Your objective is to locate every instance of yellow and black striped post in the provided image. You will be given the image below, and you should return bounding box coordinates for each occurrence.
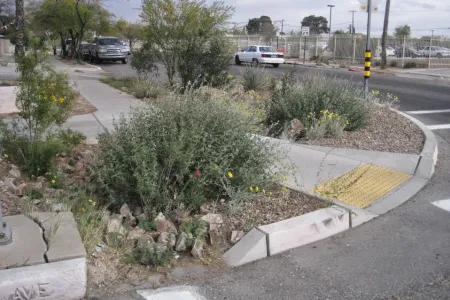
[364,50,371,78]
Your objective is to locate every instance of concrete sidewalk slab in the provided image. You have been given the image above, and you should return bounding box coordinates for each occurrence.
[137,286,207,300]
[0,86,17,116]
[0,215,47,270]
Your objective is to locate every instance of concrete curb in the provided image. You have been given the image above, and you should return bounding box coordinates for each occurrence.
[224,109,438,268]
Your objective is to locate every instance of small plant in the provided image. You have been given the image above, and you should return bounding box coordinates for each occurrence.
[374,60,381,67]
[306,110,348,140]
[132,80,165,99]
[179,219,206,239]
[124,245,173,267]
[241,65,267,91]
[403,61,417,69]
[138,220,157,231]
[26,188,43,200]
[55,129,86,149]
[389,60,398,67]
[46,171,64,189]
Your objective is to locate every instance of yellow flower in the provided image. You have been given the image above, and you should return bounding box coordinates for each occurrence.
[227,73,233,79]
[346,120,350,125]
[51,179,56,184]
[88,199,93,203]
[4,153,8,158]
[282,187,288,193]
[255,186,259,192]
[81,207,86,213]
[283,176,288,182]
[269,192,273,196]
[249,186,254,192]
[227,172,233,179]
[51,95,57,102]
[59,97,64,103]
[262,189,266,194]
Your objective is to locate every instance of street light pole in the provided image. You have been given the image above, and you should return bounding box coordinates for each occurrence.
[328,4,335,39]
[363,0,372,97]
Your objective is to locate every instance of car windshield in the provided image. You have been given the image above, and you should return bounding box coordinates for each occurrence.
[98,38,121,46]
[259,46,276,52]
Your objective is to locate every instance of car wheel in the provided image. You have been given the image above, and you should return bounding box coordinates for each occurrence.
[235,56,241,65]
[89,52,94,63]
[122,57,128,64]
[96,54,102,64]
[252,58,259,66]
[272,63,279,68]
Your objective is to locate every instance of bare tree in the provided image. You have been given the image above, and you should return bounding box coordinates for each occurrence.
[381,0,391,69]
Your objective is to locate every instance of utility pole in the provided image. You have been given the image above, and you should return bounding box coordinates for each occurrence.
[381,0,391,69]
[327,4,335,39]
[349,10,356,35]
[281,19,285,35]
[14,0,25,56]
[428,30,434,69]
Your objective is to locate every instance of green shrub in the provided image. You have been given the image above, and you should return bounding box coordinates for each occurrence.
[138,220,157,231]
[26,188,43,200]
[389,60,398,67]
[0,54,77,177]
[267,72,373,136]
[124,245,173,267]
[92,87,282,213]
[403,61,417,68]
[55,129,86,148]
[306,110,348,140]
[241,65,267,91]
[132,80,165,99]
[179,219,206,238]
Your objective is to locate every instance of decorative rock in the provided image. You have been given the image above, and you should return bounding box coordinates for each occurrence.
[157,232,170,246]
[175,232,187,252]
[105,232,125,247]
[209,228,221,245]
[120,203,132,217]
[201,213,223,224]
[14,183,26,196]
[124,215,137,228]
[136,234,155,248]
[168,233,176,248]
[230,230,245,244]
[4,178,17,192]
[107,215,127,235]
[155,212,166,220]
[155,218,178,234]
[8,168,21,179]
[137,213,147,223]
[127,227,146,240]
[191,238,204,259]
[200,203,210,214]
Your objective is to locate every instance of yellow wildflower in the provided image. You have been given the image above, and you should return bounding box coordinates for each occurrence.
[269,192,273,196]
[88,199,93,203]
[262,189,266,194]
[59,97,64,103]
[4,153,8,158]
[282,187,288,193]
[81,207,86,213]
[51,179,56,184]
[51,95,57,102]
[255,186,259,192]
[249,186,254,192]
[227,172,233,179]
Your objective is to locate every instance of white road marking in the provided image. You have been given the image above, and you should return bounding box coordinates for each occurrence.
[431,200,450,212]
[427,124,450,130]
[406,109,450,115]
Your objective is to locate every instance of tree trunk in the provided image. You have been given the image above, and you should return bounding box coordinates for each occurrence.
[381,0,391,69]
[14,0,25,56]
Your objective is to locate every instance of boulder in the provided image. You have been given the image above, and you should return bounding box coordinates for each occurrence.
[175,232,187,252]
[127,227,146,240]
[230,230,245,244]
[120,204,132,218]
[168,233,176,248]
[157,232,170,246]
[201,213,223,225]
[191,238,204,259]
[155,218,178,234]
[283,118,305,140]
[124,215,137,228]
[155,212,166,220]
[107,214,127,235]
[136,234,155,248]
[8,167,21,179]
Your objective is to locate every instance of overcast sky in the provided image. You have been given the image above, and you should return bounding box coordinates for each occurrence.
[106,0,450,37]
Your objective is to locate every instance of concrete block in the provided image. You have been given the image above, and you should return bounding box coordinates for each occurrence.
[259,206,349,256]
[0,257,86,300]
[0,215,47,270]
[41,212,86,262]
[223,228,267,267]
[367,176,428,215]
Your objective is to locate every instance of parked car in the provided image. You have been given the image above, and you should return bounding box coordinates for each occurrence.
[419,46,450,58]
[234,45,285,68]
[88,36,129,64]
[81,43,91,60]
[396,47,420,58]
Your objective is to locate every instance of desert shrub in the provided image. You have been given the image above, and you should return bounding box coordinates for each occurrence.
[55,129,86,149]
[403,61,417,68]
[0,54,77,177]
[241,65,268,91]
[132,80,165,99]
[306,110,348,140]
[179,219,206,239]
[92,87,282,213]
[124,245,173,267]
[138,220,157,231]
[267,72,373,136]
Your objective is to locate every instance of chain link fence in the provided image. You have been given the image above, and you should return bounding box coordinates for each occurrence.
[228,35,450,68]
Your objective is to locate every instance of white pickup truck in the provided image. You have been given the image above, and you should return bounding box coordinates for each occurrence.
[418,46,450,58]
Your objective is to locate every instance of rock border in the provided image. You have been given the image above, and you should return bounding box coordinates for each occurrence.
[224,111,438,268]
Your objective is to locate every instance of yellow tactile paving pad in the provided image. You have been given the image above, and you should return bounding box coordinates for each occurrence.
[312,164,412,208]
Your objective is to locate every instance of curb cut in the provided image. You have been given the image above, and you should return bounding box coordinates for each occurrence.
[224,110,438,268]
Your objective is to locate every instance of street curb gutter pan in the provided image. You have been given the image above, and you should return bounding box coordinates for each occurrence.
[224,111,438,268]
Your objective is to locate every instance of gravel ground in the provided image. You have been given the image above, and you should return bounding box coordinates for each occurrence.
[299,107,425,154]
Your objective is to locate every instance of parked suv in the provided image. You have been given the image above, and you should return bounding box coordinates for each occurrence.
[89,36,128,64]
[419,46,450,58]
